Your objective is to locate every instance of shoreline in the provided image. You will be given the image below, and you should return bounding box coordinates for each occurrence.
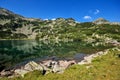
[1,47,119,78]
[1,53,87,72]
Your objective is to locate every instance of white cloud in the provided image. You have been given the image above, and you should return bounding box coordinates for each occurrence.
[83,16,92,19]
[51,18,56,20]
[44,19,49,20]
[94,9,100,14]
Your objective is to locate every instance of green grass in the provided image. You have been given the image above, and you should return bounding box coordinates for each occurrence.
[1,48,120,80]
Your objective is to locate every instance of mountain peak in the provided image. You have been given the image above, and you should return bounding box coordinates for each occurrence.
[0,7,23,18]
[93,18,109,24]
[0,7,14,15]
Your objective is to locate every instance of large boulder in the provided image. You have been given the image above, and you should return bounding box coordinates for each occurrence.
[14,61,43,77]
[50,60,76,73]
[14,69,29,77]
[0,70,13,77]
[24,61,43,71]
[59,60,76,69]
[42,60,68,73]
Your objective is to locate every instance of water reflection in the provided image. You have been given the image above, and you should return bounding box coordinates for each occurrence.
[0,40,113,70]
[0,40,77,70]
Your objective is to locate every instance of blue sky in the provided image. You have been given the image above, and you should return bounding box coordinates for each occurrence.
[0,0,120,22]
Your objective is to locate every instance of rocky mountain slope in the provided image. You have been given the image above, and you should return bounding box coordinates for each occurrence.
[0,7,120,44]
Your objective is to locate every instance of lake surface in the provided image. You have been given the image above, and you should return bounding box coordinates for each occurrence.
[0,40,113,70]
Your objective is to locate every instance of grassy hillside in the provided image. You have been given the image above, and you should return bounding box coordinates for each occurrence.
[0,15,120,43]
[0,8,120,43]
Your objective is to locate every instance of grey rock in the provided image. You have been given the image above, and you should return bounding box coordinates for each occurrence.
[0,70,12,77]
[24,61,43,71]
[0,59,76,78]
[14,61,44,77]
[14,69,29,77]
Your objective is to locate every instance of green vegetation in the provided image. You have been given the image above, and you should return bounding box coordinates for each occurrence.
[1,48,120,80]
[0,8,120,80]
[0,8,120,43]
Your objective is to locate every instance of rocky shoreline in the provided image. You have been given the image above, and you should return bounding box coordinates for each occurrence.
[0,58,76,78]
[0,47,119,78]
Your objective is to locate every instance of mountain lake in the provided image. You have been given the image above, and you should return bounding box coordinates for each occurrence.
[0,40,114,71]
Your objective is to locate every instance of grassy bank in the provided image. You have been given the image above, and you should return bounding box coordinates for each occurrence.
[1,48,120,80]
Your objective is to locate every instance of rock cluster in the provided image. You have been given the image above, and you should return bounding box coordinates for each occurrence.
[0,59,76,78]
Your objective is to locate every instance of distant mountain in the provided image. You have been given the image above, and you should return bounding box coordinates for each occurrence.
[93,17,120,25]
[93,18,109,24]
[0,7,120,44]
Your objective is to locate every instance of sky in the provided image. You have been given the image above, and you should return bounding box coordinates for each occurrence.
[0,0,120,22]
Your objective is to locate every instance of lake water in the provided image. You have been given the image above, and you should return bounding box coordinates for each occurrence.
[0,40,113,70]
